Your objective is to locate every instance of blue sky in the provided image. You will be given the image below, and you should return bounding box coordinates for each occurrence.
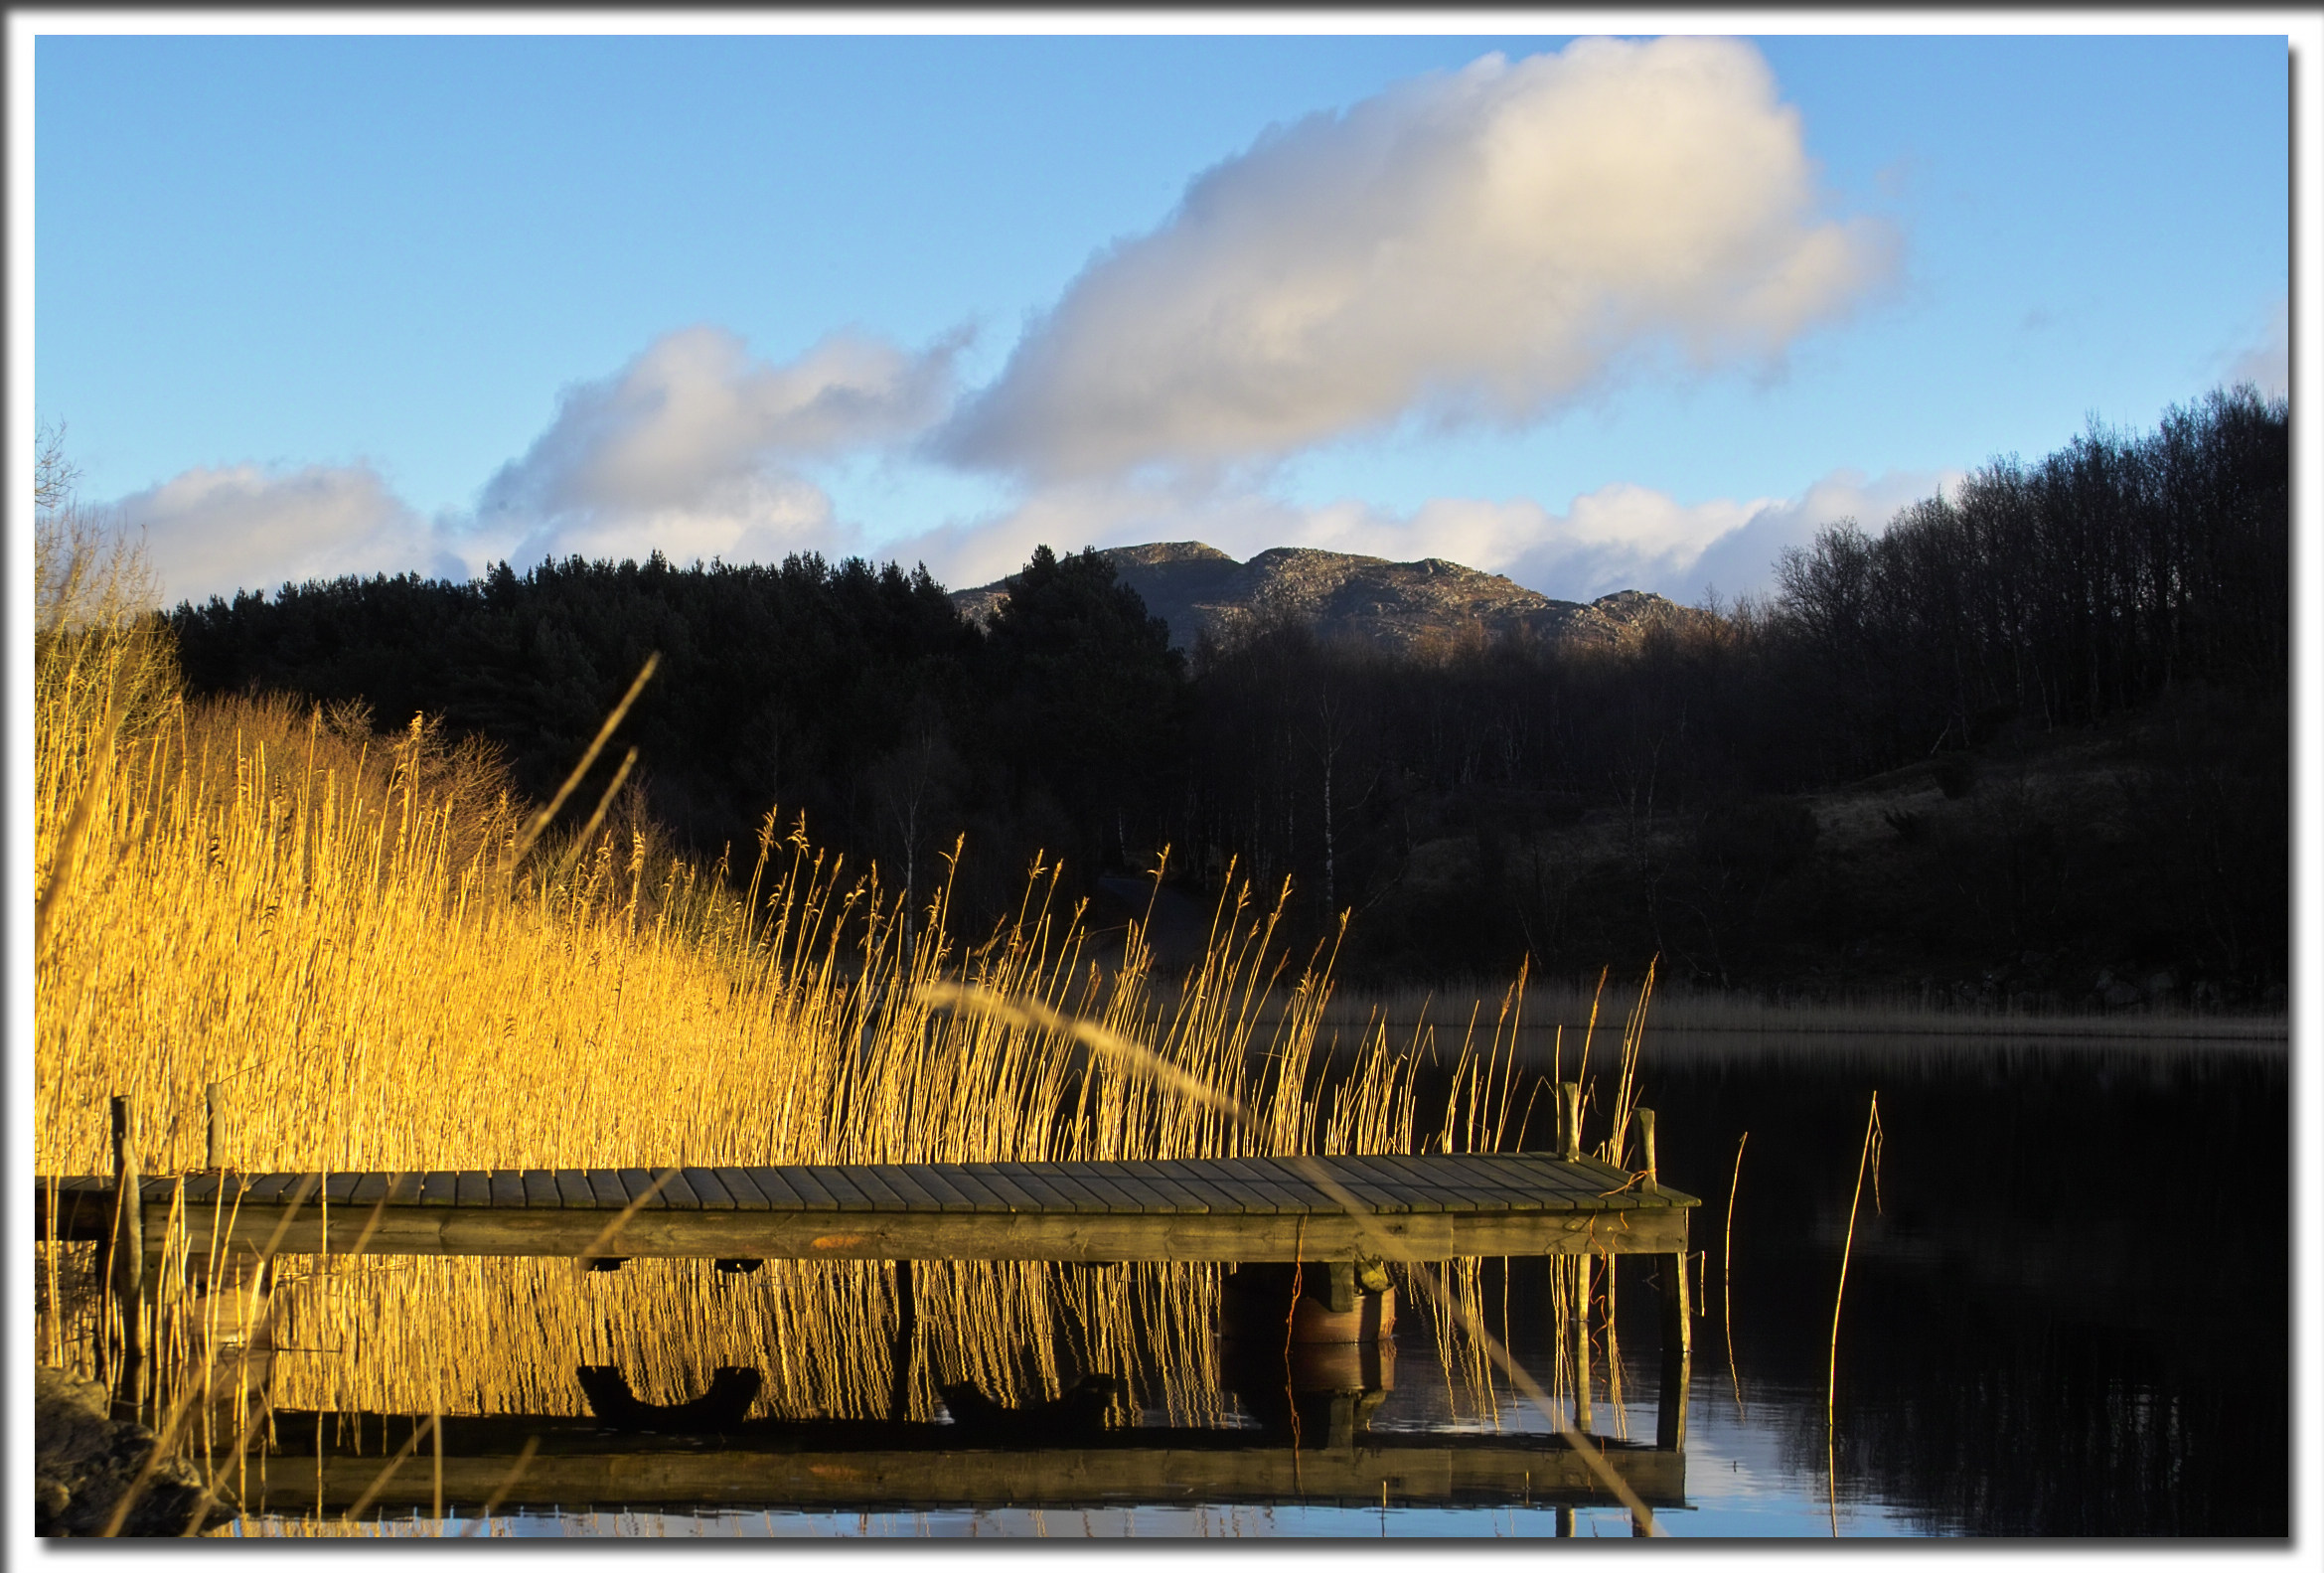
[27,22,2296,609]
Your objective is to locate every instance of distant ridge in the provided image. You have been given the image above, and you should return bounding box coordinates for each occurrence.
[951,542,1703,654]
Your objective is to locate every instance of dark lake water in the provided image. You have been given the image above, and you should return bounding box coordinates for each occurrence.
[233,1031,2289,1540]
[1625,1032,2288,1537]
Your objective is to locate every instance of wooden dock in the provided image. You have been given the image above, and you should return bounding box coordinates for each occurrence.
[40,1152,1696,1265]
[42,1121,1702,1465]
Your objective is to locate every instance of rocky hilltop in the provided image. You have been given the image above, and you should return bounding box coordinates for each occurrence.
[952,542,1702,654]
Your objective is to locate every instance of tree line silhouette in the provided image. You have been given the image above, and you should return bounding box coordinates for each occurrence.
[168,385,2287,1005]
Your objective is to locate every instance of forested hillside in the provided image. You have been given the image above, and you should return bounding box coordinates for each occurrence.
[169,385,2288,1006]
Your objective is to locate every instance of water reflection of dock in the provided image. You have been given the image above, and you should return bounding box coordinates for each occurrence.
[260,1412,1687,1514]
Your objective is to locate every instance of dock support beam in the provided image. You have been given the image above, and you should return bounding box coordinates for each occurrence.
[1655,1244,1690,1452]
[1569,1254,1593,1434]
[1635,1107,1691,1454]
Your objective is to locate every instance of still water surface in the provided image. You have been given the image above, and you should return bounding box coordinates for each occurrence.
[236,1030,2288,1539]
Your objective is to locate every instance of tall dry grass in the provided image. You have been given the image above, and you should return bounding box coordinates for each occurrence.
[33,497,1651,1458]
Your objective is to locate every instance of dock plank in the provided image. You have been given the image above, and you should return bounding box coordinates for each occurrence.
[1064,1164,1162,1213]
[617,1170,669,1209]
[712,1168,771,1209]
[760,1167,831,1208]
[841,1167,914,1212]
[1298,1158,1420,1215]
[1111,1161,1212,1213]
[1334,1156,1446,1213]
[1371,1154,1504,1211]
[685,1169,736,1210]
[419,1173,460,1207]
[741,1167,812,1208]
[240,1174,292,1206]
[890,1166,969,1212]
[800,1167,877,1212]
[1164,1167,1254,1216]
[1254,1157,1400,1215]
[873,1167,947,1211]
[1237,1159,1333,1213]
[1174,1160,1281,1214]
[1447,1154,1589,1208]
[968,1167,1049,1213]
[1011,1164,1114,1214]
[1223,1158,1324,1213]
[922,1165,1014,1212]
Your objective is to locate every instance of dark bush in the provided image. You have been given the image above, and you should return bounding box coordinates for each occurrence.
[1932,751,1977,799]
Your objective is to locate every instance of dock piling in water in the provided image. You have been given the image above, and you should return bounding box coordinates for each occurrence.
[106,1094,147,1416]
[1657,1240,1691,1452]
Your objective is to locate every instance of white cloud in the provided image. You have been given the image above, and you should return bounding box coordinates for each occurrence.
[2220,295,2287,398]
[938,36,1895,480]
[117,461,464,607]
[1678,467,1963,605]
[478,323,960,566]
[111,436,1954,621]
[101,325,966,604]
[897,465,1957,607]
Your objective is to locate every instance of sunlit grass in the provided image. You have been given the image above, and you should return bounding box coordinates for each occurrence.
[34,517,1649,1508]
[34,656,1590,1424]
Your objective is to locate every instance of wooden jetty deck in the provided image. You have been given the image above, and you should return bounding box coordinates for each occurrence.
[42,1124,1702,1462]
[255,1411,1685,1516]
[40,1152,1697,1264]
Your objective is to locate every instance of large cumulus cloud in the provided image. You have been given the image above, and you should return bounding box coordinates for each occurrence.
[936,36,1895,479]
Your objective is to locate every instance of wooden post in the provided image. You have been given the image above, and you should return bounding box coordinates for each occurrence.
[1656,1224,1692,1452]
[1555,1505,1575,1536]
[206,1081,226,1171]
[886,1259,918,1423]
[1558,1082,1582,1163]
[109,1096,146,1415]
[1569,1253,1593,1434]
[1636,1108,1658,1189]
